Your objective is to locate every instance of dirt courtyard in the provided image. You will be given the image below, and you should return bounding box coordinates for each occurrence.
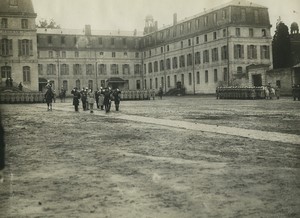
[0,96,299,218]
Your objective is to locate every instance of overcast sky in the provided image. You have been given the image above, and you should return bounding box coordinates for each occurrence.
[31,0,300,35]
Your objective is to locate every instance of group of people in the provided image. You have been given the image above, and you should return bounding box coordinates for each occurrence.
[71,87,121,113]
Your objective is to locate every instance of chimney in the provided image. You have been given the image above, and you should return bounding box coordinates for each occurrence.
[85,25,91,35]
[173,13,177,25]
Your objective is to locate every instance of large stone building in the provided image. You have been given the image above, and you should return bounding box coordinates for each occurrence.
[1,0,273,94]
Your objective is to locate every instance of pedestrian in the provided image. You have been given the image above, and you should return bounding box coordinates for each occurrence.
[95,88,100,109]
[44,86,54,111]
[98,87,105,110]
[0,114,5,183]
[158,87,163,99]
[113,88,121,111]
[87,89,95,113]
[18,82,23,91]
[59,87,66,102]
[103,87,112,113]
[9,77,13,87]
[71,87,81,112]
[80,88,87,111]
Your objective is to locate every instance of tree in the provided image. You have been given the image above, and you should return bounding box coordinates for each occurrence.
[272,21,292,69]
[36,18,61,29]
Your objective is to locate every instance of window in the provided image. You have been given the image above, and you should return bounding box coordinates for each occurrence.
[237,66,243,74]
[196,37,199,44]
[195,52,201,64]
[88,80,93,90]
[21,19,28,29]
[213,13,217,24]
[122,38,126,46]
[236,28,241,37]
[203,50,209,63]
[254,10,259,23]
[74,37,77,45]
[179,55,185,68]
[62,51,66,58]
[18,39,33,56]
[98,64,106,75]
[56,51,60,58]
[205,70,208,83]
[166,29,170,38]
[1,18,8,28]
[234,44,244,59]
[161,47,164,53]
[260,45,270,59]
[149,50,151,57]
[123,64,130,74]
[155,78,158,89]
[180,24,184,34]
[166,58,171,70]
[196,72,200,84]
[49,51,53,58]
[73,64,81,75]
[1,66,11,79]
[100,52,104,56]
[247,45,257,59]
[196,19,200,29]
[154,61,158,72]
[124,52,127,56]
[111,64,119,74]
[0,39,13,56]
[75,51,79,57]
[241,9,246,22]
[38,64,43,75]
[212,48,219,62]
[188,39,191,46]
[76,79,81,89]
[181,74,185,85]
[148,62,153,73]
[112,52,116,57]
[161,77,164,87]
[204,16,208,26]
[60,64,69,75]
[48,36,52,44]
[223,29,227,37]
[134,64,141,75]
[10,0,18,6]
[187,54,192,66]
[181,41,184,48]
[98,37,102,45]
[63,80,68,91]
[222,10,227,19]
[167,45,170,52]
[150,78,153,89]
[159,60,164,71]
[187,22,191,32]
[144,79,147,89]
[172,57,178,69]
[167,76,170,87]
[221,46,228,60]
[214,69,218,82]
[262,29,266,37]
[135,52,139,58]
[189,73,192,85]
[174,75,177,86]
[204,34,208,42]
[86,64,94,75]
[173,26,177,37]
[213,32,217,40]
[276,80,281,88]
[111,38,115,45]
[61,36,65,45]
[100,80,105,88]
[249,28,254,37]
[223,68,228,81]
[47,64,56,75]
[23,66,30,82]
[144,64,146,74]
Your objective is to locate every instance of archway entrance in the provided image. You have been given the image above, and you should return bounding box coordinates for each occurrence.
[106,77,126,89]
[252,74,262,87]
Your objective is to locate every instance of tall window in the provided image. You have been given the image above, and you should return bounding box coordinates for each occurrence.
[134,64,141,75]
[155,78,158,89]
[195,52,201,65]
[160,60,164,71]
[0,39,13,56]
[150,78,152,89]
[223,29,227,37]
[174,75,177,86]
[204,16,208,26]
[49,51,53,58]
[188,39,191,46]
[221,46,228,60]
[21,19,28,29]
[62,51,66,58]
[154,61,158,72]
[111,64,119,74]
[222,10,227,19]
[76,79,81,89]
[187,54,192,66]
[63,80,68,91]
[112,52,116,57]
[234,44,244,59]
[247,45,257,59]
[148,62,153,73]
[196,36,199,44]
[212,48,219,62]
[213,32,217,40]
[181,74,184,85]
[123,64,130,74]
[204,34,208,42]
[166,58,171,70]
[196,71,200,84]
[75,51,79,57]
[213,13,217,24]
[260,46,270,59]
[214,69,218,82]
[48,36,52,44]
[23,66,30,82]
[237,66,243,74]
[18,39,33,56]
[111,38,115,45]
[205,70,208,83]
[60,64,69,75]
[180,24,184,34]
[98,64,106,75]
[262,29,267,37]
[189,73,192,85]
[223,68,228,81]
[88,80,93,90]
[167,76,170,87]
[38,64,43,75]
[236,28,241,37]
[179,55,185,68]
[1,18,8,28]
[122,38,127,46]
[86,64,93,75]
[172,57,178,69]
[203,50,209,63]
[196,19,200,29]
[47,64,56,75]
[249,28,254,37]
[1,66,11,79]
[73,64,81,75]
[241,9,246,22]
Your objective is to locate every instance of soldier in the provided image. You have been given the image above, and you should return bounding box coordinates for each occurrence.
[103,87,112,112]
[113,88,121,111]
[87,89,95,113]
[71,87,81,112]
[80,88,87,111]
[98,87,105,110]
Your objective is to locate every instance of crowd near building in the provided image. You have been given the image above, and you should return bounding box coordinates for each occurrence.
[0,0,286,95]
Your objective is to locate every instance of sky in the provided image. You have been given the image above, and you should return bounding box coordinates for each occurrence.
[31,0,300,35]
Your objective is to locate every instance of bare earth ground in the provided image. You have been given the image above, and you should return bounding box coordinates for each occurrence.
[0,96,299,218]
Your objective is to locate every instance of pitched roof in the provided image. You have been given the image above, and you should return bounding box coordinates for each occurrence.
[0,0,36,15]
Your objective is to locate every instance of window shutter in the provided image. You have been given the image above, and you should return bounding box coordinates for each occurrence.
[29,40,33,56]
[18,39,22,56]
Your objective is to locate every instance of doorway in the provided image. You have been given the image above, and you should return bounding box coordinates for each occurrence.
[252,74,262,87]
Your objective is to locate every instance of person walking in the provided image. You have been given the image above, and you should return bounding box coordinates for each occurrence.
[113,88,121,111]
[87,89,95,113]
[98,87,105,110]
[80,88,87,111]
[71,87,81,112]
[18,82,23,91]
[103,87,112,113]
[44,86,54,111]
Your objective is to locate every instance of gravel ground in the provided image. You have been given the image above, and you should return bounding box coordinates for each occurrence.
[0,96,299,218]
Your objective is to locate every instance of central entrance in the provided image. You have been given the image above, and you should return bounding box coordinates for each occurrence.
[252,74,262,87]
[106,77,126,89]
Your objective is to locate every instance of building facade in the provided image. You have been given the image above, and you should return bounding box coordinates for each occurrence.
[1,0,273,94]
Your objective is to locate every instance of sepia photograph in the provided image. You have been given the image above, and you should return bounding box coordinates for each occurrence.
[0,0,300,217]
